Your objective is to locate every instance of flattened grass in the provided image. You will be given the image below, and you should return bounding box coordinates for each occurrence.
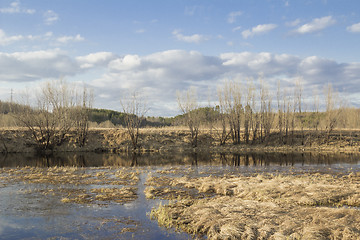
[149,171,360,239]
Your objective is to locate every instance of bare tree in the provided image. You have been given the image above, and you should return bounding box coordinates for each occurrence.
[259,80,273,142]
[177,87,201,147]
[294,79,304,144]
[215,82,232,145]
[251,86,260,144]
[244,81,254,144]
[283,88,291,143]
[229,82,243,145]
[15,79,77,151]
[276,81,284,143]
[121,92,147,150]
[73,85,93,147]
[324,84,340,143]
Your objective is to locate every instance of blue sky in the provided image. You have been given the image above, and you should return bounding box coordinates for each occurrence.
[1,0,360,116]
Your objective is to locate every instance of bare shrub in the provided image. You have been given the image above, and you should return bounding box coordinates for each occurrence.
[121,92,147,150]
[14,79,93,151]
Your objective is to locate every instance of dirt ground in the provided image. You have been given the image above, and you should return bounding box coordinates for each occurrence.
[1,127,360,154]
[148,169,360,240]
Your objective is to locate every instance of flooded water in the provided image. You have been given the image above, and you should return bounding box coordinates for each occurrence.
[0,151,359,239]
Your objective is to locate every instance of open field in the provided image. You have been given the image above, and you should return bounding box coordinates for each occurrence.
[1,127,360,154]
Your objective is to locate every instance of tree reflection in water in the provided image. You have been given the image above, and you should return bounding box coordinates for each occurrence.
[0,151,359,168]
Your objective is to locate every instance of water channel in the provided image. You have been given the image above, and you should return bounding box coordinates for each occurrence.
[0,152,359,239]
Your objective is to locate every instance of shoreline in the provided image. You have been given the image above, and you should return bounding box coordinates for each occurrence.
[1,128,360,154]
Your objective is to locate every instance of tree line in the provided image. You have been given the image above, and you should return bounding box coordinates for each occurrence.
[1,78,360,152]
[177,80,360,147]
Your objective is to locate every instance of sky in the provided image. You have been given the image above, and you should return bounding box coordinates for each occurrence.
[1,0,360,116]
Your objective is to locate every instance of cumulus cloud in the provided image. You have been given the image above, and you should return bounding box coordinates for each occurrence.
[76,52,116,69]
[172,30,208,43]
[1,49,360,115]
[293,16,336,34]
[347,22,360,33]
[0,1,35,14]
[227,11,242,23]
[43,10,59,25]
[89,50,360,115]
[56,34,84,44]
[242,24,277,39]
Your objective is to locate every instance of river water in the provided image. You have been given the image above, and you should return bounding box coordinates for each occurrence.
[0,152,359,239]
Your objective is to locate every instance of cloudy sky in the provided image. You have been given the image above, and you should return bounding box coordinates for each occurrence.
[1,0,360,116]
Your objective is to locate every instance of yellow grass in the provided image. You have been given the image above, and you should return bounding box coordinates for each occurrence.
[0,167,139,205]
[149,171,360,239]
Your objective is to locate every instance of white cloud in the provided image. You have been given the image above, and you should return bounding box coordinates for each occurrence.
[1,49,360,115]
[286,18,301,27]
[232,26,242,32]
[91,50,360,115]
[108,54,141,71]
[172,30,208,43]
[0,49,79,82]
[76,52,116,69]
[347,22,360,33]
[56,34,84,44]
[0,1,35,14]
[293,16,336,34]
[0,29,80,46]
[227,11,242,24]
[44,10,59,25]
[0,29,24,45]
[242,24,277,39]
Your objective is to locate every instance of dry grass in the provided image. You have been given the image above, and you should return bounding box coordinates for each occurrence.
[0,166,140,205]
[174,173,360,207]
[149,171,360,239]
[144,174,200,200]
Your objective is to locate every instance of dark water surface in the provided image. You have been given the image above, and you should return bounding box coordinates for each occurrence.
[0,152,359,239]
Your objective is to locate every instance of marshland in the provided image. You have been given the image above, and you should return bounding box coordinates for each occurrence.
[1,79,360,239]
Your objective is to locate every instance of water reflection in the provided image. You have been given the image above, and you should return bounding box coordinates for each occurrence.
[0,151,359,168]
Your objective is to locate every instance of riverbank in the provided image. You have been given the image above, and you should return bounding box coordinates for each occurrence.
[1,127,360,154]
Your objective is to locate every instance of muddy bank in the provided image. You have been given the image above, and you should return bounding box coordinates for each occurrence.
[148,169,360,239]
[1,128,360,154]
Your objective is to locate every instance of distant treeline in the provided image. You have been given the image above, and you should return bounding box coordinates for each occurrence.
[88,108,172,127]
